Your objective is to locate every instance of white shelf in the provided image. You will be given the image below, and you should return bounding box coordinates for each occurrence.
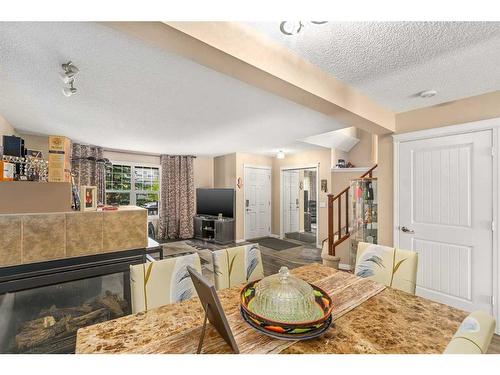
[331,167,371,173]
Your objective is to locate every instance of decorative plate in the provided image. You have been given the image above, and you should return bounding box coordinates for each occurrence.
[240,307,333,341]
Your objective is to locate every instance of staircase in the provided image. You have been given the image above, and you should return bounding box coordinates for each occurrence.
[325,164,377,256]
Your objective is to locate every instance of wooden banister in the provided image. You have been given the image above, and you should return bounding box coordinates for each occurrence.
[326,164,377,256]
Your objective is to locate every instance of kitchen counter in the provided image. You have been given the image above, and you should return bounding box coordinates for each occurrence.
[76,263,466,354]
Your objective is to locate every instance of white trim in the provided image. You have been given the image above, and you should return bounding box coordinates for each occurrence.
[393,117,500,142]
[268,233,280,239]
[280,164,318,171]
[280,163,321,248]
[243,164,272,241]
[393,117,500,334]
[331,167,371,173]
[243,164,272,170]
[338,263,352,271]
[235,239,246,244]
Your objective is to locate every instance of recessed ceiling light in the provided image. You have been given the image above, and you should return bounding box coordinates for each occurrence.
[419,90,437,98]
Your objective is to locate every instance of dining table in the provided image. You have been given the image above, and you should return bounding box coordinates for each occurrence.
[75,263,467,354]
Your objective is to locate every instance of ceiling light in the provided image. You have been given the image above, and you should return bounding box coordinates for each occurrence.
[62,80,77,97]
[280,21,303,35]
[277,150,285,159]
[419,89,437,98]
[279,21,328,35]
[60,61,79,83]
[61,61,79,97]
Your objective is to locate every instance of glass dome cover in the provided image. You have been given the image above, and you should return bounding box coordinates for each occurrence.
[247,266,324,323]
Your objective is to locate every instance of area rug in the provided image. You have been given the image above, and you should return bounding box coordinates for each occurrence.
[249,237,300,251]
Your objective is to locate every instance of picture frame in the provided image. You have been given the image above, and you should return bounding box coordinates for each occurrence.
[187,266,239,354]
[80,185,97,211]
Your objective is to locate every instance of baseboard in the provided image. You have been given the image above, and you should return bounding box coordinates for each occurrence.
[235,239,246,244]
[338,263,352,271]
[268,234,280,239]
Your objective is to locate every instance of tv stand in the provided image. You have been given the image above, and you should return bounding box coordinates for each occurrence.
[193,215,235,244]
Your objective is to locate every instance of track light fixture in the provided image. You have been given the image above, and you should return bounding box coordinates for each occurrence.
[60,61,79,97]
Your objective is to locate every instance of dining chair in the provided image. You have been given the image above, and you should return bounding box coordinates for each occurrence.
[444,311,496,354]
[354,242,418,294]
[129,253,202,313]
[212,243,264,290]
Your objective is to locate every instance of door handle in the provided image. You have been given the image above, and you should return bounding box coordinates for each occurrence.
[400,226,415,234]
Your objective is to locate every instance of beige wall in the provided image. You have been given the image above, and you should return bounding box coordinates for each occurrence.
[193,157,214,189]
[213,153,236,188]
[347,128,377,167]
[377,90,500,247]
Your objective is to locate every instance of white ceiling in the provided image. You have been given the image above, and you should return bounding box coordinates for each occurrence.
[248,22,500,112]
[0,22,340,157]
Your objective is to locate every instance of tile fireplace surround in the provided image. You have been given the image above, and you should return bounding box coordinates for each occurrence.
[0,206,148,267]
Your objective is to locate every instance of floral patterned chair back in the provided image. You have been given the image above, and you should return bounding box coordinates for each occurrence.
[354,242,418,294]
[444,311,496,354]
[212,244,265,290]
[130,253,201,313]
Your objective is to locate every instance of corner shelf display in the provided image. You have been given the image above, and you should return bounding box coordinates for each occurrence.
[349,178,378,269]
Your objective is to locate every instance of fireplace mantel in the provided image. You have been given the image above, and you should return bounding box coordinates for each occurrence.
[0,206,148,268]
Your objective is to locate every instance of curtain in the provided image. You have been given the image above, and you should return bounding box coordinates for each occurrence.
[71,143,105,204]
[158,155,195,240]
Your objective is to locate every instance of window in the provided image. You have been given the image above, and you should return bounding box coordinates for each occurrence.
[105,163,160,216]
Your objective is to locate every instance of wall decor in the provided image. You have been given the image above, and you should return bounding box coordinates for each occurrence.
[80,185,97,211]
[236,177,243,190]
[321,179,328,192]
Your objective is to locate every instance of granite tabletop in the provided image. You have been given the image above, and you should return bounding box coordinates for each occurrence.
[76,263,467,354]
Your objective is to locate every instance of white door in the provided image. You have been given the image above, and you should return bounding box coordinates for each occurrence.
[283,170,300,233]
[397,130,493,314]
[244,167,271,239]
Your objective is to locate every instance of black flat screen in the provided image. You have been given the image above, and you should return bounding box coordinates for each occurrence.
[196,188,235,218]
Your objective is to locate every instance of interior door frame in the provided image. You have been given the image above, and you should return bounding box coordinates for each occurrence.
[280,164,320,249]
[393,117,500,334]
[243,164,272,240]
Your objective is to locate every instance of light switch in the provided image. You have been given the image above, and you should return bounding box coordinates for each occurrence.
[319,202,326,208]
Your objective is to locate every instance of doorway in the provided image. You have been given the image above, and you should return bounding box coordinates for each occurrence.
[281,166,318,247]
[244,166,271,240]
[395,128,494,315]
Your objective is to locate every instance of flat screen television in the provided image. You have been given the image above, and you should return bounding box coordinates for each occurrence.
[196,188,235,218]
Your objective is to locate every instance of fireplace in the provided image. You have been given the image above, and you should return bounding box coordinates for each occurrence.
[0,246,161,353]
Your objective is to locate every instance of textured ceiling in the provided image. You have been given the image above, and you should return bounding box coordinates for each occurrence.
[248,22,500,112]
[0,22,337,156]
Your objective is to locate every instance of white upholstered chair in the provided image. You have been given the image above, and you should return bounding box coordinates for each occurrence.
[444,311,496,354]
[354,242,418,294]
[212,243,264,290]
[130,253,202,313]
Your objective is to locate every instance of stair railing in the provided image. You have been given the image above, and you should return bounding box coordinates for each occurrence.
[326,164,377,256]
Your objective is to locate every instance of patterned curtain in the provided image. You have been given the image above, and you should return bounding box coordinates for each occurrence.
[158,155,195,240]
[71,143,106,204]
